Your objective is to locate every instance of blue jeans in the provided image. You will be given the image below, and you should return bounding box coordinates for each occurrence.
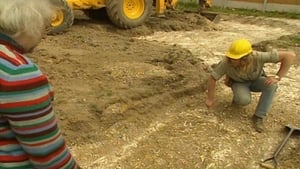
[231,76,278,118]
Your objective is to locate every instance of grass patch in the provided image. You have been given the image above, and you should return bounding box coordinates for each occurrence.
[176,1,300,19]
[209,7,300,19]
[176,1,199,12]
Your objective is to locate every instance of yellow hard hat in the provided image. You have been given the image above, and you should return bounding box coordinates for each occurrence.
[226,39,253,59]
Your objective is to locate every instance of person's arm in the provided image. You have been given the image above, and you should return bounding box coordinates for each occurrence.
[276,51,296,79]
[205,75,217,108]
[0,54,81,169]
[206,60,227,108]
[264,51,296,85]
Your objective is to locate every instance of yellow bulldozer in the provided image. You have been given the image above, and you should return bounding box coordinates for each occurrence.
[49,0,211,34]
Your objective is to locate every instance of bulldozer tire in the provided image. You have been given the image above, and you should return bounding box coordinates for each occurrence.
[105,0,152,29]
[48,0,74,35]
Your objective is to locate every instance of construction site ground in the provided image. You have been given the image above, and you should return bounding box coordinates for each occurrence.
[31,9,300,169]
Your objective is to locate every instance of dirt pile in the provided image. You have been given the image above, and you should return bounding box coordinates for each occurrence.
[31,9,300,169]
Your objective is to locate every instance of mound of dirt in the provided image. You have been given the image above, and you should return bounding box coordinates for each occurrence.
[72,9,218,37]
[32,9,300,169]
[33,11,211,144]
[253,32,300,50]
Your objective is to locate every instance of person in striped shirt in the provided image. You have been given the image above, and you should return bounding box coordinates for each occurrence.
[0,0,82,168]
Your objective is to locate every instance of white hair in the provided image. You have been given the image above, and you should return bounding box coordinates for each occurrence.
[0,0,55,38]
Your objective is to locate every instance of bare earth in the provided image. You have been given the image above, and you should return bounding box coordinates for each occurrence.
[30,9,300,169]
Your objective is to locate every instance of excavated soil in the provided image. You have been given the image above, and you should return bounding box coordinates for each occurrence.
[30,9,300,169]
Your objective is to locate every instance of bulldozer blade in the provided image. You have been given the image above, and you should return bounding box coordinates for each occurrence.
[200,11,220,23]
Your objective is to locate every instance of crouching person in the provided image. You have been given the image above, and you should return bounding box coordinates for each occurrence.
[205,38,296,133]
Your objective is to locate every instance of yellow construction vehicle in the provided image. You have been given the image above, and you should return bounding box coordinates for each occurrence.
[49,0,179,34]
[49,0,212,34]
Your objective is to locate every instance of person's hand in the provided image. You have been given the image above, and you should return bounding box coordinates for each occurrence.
[205,99,214,109]
[264,76,280,86]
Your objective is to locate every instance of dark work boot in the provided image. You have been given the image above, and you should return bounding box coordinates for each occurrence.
[252,115,265,133]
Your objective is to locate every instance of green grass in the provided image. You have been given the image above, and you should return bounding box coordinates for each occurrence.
[209,7,300,19]
[176,1,300,19]
[176,1,199,11]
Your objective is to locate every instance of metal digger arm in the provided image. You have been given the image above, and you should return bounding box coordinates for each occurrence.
[155,0,179,17]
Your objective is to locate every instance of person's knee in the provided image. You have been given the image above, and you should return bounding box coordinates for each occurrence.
[233,95,251,106]
[268,83,278,91]
[270,83,278,91]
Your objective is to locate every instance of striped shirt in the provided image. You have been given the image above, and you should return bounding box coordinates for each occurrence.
[0,33,80,168]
